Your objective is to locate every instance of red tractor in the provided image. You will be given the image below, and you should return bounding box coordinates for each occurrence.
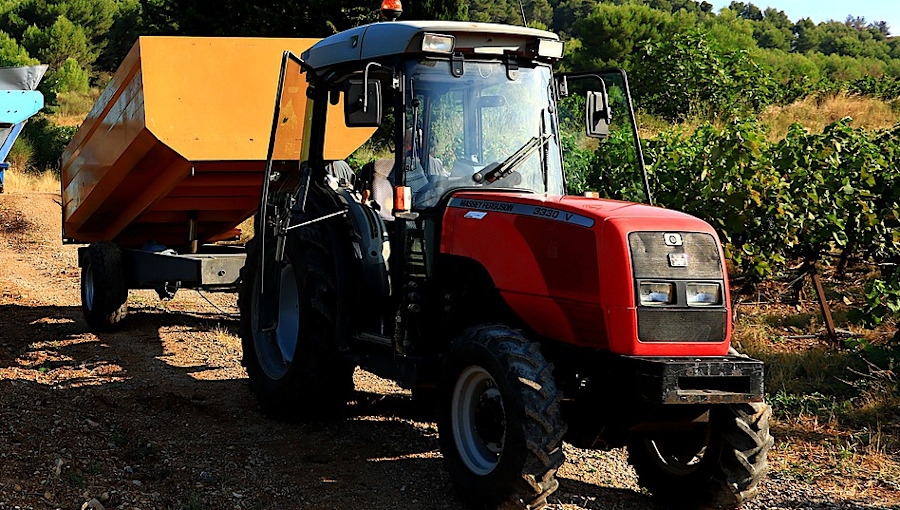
[240,9,773,510]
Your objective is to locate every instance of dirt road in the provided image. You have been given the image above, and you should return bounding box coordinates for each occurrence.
[0,192,891,510]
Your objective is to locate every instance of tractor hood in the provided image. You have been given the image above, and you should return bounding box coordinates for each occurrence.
[440,191,731,356]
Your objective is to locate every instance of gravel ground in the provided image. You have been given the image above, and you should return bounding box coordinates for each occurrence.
[1,191,898,510]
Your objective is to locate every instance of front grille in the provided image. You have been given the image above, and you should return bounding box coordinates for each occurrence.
[637,308,727,342]
[630,231,728,342]
[629,232,722,279]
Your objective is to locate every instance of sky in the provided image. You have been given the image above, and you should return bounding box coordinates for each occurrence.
[708,0,899,36]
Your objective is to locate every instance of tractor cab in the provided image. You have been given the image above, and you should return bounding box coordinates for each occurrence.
[306,20,571,208]
[256,16,651,351]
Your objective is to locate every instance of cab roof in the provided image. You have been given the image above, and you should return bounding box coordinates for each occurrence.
[302,20,561,71]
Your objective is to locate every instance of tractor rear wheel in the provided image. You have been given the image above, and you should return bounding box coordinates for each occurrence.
[628,402,773,509]
[239,221,354,420]
[81,241,128,331]
[437,325,566,509]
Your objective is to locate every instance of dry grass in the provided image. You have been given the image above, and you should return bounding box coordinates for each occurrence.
[637,94,899,141]
[3,168,60,193]
[770,422,900,501]
[51,89,101,127]
[202,322,241,348]
[760,92,900,140]
[237,216,253,244]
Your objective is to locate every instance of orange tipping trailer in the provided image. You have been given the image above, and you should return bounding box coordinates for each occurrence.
[61,36,373,249]
[64,37,375,330]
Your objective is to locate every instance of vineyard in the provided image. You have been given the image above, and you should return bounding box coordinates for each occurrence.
[562,113,900,496]
[568,116,900,327]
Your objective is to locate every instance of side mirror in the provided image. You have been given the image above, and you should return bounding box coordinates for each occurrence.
[586,90,610,139]
[344,79,382,127]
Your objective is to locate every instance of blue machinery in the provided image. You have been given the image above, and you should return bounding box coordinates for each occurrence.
[0,64,47,191]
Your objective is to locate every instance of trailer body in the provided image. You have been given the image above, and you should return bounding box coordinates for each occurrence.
[65,37,374,327]
[61,36,372,250]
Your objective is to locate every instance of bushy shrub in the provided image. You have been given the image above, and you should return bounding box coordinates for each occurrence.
[20,116,78,172]
[6,137,35,170]
[631,29,775,121]
[849,271,900,329]
[48,58,90,94]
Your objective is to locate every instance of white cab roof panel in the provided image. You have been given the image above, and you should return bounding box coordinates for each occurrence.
[302,20,559,70]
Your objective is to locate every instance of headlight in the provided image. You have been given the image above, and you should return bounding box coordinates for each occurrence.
[421,33,454,54]
[639,282,674,306]
[686,282,721,306]
[537,39,564,59]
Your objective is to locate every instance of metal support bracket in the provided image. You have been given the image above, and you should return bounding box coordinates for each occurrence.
[450,52,464,78]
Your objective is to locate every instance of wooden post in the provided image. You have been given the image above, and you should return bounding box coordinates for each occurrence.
[811,270,840,348]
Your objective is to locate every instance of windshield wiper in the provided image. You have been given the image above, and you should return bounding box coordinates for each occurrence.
[472,134,551,184]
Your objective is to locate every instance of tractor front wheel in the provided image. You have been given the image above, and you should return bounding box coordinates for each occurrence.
[437,325,566,509]
[628,402,773,509]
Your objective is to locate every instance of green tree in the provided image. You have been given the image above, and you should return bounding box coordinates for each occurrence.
[631,29,772,121]
[22,15,94,69]
[93,0,142,73]
[148,0,468,38]
[568,3,681,70]
[729,1,762,21]
[405,0,468,21]
[750,8,793,51]
[47,56,88,93]
[698,7,757,51]
[754,21,791,51]
[0,0,116,63]
[551,0,599,36]
[870,20,890,37]
[0,29,39,66]
[467,0,520,24]
[762,7,791,29]
[793,18,823,53]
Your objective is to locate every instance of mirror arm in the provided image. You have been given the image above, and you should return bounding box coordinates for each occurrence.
[616,69,653,205]
[363,62,389,113]
[600,81,611,124]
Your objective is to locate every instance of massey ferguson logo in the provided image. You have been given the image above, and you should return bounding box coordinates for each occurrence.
[458,199,514,212]
[664,233,683,246]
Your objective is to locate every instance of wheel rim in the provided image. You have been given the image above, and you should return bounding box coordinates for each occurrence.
[644,434,706,476]
[254,262,300,379]
[83,263,95,312]
[451,365,506,475]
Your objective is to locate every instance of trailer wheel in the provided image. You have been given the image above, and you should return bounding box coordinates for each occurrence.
[437,325,566,509]
[628,402,773,509]
[239,222,354,421]
[81,241,128,331]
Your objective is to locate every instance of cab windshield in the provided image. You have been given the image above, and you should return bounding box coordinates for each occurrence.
[404,59,564,207]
